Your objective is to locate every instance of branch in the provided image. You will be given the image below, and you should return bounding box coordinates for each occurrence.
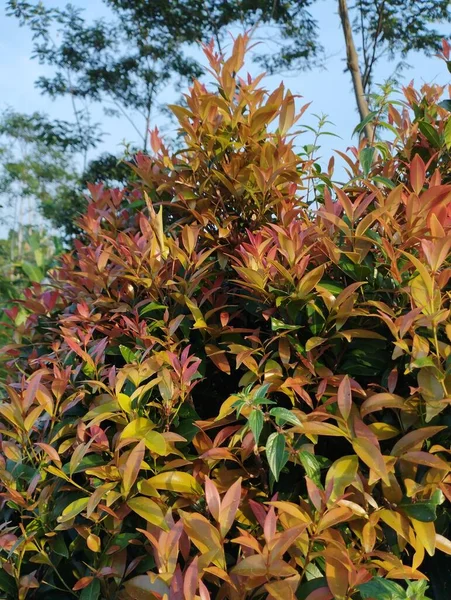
[337,0,374,140]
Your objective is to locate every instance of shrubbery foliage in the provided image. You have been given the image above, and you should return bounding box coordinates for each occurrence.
[1,36,451,600]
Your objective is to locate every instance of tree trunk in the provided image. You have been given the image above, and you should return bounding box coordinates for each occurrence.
[337,0,374,140]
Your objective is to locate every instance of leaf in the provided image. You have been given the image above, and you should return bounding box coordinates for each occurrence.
[266,432,288,482]
[79,579,101,600]
[146,471,202,495]
[352,438,389,485]
[121,574,170,600]
[0,569,16,596]
[337,375,352,420]
[279,91,295,135]
[325,455,359,502]
[360,393,406,416]
[360,147,375,177]
[418,121,441,148]
[438,100,451,111]
[143,431,167,456]
[127,496,168,530]
[305,337,327,352]
[411,519,436,556]
[119,345,138,363]
[391,426,446,456]
[445,118,451,150]
[353,110,378,136]
[399,499,437,523]
[87,534,101,553]
[299,452,323,488]
[205,477,221,521]
[325,558,348,600]
[231,554,267,576]
[121,418,155,440]
[20,261,43,283]
[123,439,146,494]
[400,451,449,471]
[57,497,89,523]
[269,407,302,427]
[357,577,405,600]
[180,512,225,568]
[248,409,264,445]
[436,533,451,555]
[218,477,242,538]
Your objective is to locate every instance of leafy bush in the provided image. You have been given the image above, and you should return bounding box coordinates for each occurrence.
[1,36,451,600]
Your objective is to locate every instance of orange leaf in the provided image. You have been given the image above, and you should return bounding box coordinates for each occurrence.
[123,439,146,494]
[218,477,242,538]
[352,438,390,485]
[337,375,352,420]
[325,557,348,600]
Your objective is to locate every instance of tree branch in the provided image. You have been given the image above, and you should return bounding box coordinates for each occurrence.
[337,0,374,140]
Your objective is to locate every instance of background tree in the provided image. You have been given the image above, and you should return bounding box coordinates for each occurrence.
[4,0,451,231]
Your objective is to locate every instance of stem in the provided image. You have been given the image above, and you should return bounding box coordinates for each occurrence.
[337,0,374,140]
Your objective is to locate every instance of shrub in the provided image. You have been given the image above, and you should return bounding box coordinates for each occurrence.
[1,36,451,600]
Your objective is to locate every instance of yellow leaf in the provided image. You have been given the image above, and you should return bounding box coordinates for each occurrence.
[147,471,202,496]
[411,519,435,556]
[117,393,132,413]
[143,431,167,456]
[325,455,359,502]
[87,533,101,553]
[180,511,225,568]
[352,438,390,485]
[215,395,239,421]
[436,533,451,555]
[121,418,155,440]
[369,422,400,440]
[127,496,168,530]
[305,337,327,352]
[57,497,89,523]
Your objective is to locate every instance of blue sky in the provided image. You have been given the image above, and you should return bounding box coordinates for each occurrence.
[0,0,450,236]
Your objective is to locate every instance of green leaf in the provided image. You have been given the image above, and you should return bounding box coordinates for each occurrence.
[62,454,104,475]
[253,383,271,400]
[296,577,328,600]
[119,345,139,363]
[57,497,89,523]
[445,118,451,150]
[50,534,69,558]
[298,450,322,486]
[399,499,437,522]
[418,121,442,148]
[0,569,16,596]
[438,99,451,112]
[80,579,101,600]
[107,533,139,552]
[353,110,378,136]
[139,302,167,316]
[271,317,300,331]
[357,577,406,600]
[372,175,396,189]
[248,409,264,445]
[266,432,288,482]
[269,407,302,427]
[360,147,375,177]
[20,261,44,282]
